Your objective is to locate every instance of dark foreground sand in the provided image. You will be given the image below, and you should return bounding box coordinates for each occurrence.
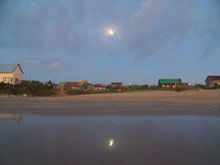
[0,90,219,116]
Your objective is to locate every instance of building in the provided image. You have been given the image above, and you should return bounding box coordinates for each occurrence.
[63,82,79,90]
[111,82,122,89]
[63,80,88,91]
[94,84,106,91]
[0,64,23,84]
[158,78,182,88]
[205,76,220,88]
[88,84,95,92]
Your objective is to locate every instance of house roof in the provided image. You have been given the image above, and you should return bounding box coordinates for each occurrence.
[64,82,79,87]
[159,79,182,84]
[64,81,88,88]
[206,76,220,81]
[111,82,122,85]
[94,84,106,87]
[0,64,24,73]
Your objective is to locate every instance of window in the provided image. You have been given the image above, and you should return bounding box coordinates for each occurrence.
[3,77,13,83]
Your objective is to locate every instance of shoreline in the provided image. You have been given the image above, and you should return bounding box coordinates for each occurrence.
[0,101,219,116]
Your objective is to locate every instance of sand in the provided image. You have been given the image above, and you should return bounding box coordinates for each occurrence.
[1,89,219,116]
[27,89,220,104]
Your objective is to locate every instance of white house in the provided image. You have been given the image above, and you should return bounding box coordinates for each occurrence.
[0,64,23,84]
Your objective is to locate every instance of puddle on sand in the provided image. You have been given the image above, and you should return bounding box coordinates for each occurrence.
[0,115,220,165]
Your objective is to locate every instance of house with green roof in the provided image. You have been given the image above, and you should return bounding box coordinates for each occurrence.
[158,78,182,88]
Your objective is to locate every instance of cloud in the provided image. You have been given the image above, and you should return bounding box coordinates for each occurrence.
[196,0,220,57]
[122,0,196,58]
[0,0,87,57]
[0,0,219,63]
[48,62,62,72]
[107,68,113,78]
[122,0,220,58]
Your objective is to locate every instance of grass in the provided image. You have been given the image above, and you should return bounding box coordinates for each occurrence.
[65,84,211,95]
[65,85,174,95]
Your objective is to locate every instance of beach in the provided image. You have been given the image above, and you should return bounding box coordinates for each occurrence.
[54,89,220,103]
[0,89,219,116]
[1,89,220,164]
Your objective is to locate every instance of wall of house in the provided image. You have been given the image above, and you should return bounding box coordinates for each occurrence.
[0,73,14,84]
[206,81,211,88]
[212,80,220,84]
[162,84,169,88]
[161,84,177,88]
[206,80,220,88]
[95,87,106,91]
[12,66,23,84]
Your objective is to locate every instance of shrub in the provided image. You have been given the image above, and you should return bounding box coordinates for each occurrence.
[195,84,206,89]
[0,80,56,96]
[124,84,149,92]
[174,86,188,92]
[148,85,159,90]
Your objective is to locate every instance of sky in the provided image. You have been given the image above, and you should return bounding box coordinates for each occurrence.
[0,0,219,85]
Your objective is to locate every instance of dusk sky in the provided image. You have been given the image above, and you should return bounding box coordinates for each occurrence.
[0,0,219,85]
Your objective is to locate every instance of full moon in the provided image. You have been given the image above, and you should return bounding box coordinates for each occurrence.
[105,27,115,37]
[108,29,114,36]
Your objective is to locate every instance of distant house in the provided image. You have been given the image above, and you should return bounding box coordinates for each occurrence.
[63,80,88,91]
[158,78,182,88]
[88,84,95,92]
[111,82,122,89]
[63,82,79,90]
[205,76,220,88]
[0,64,23,84]
[94,84,106,91]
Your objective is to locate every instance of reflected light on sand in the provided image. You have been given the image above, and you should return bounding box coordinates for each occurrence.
[0,114,23,121]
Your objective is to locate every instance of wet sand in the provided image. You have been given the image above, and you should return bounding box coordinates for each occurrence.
[1,115,220,165]
[1,90,220,164]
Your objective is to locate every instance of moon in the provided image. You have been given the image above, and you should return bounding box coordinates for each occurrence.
[105,27,115,37]
[108,29,114,36]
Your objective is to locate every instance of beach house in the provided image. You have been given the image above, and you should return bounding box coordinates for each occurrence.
[94,84,106,91]
[205,76,220,88]
[158,78,182,88]
[0,64,23,84]
[111,82,122,89]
